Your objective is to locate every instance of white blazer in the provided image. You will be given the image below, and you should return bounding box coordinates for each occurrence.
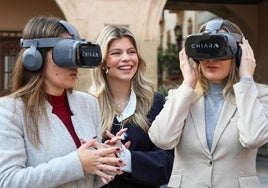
[0,91,103,188]
[149,81,268,188]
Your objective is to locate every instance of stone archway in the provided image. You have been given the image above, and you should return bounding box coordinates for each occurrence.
[55,0,168,91]
[165,2,257,49]
[164,1,268,83]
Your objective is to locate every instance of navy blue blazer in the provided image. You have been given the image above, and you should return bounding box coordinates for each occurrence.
[101,92,174,188]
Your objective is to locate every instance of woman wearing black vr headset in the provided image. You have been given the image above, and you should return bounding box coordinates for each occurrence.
[0,16,125,188]
[149,18,268,188]
[88,25,174,188]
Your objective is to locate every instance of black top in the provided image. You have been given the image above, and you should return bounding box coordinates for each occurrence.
[102,92,174,188]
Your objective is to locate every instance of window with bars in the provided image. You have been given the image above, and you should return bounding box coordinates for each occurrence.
[0,31,21,96]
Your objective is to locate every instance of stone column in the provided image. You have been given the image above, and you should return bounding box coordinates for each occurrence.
[54,0,167,91]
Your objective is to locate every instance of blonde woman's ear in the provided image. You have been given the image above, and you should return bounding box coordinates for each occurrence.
[102,64,111,74]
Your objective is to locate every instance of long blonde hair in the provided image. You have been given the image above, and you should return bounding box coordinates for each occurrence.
[195,19,242,99]
[11,16,71,147]
[89,25,154,137]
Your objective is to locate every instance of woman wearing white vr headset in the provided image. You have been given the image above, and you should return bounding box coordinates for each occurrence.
[149,18,268,188]
[0,16,125,188]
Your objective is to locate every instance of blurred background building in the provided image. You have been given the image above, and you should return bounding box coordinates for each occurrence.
[0,0,267,186]
[0,0,267,96]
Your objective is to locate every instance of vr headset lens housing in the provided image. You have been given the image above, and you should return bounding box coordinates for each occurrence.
[53,39,102,68]
[185,32,241,60]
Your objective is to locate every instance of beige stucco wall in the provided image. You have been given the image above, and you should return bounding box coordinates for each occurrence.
[0,0,65,30]
[54,0,167,91]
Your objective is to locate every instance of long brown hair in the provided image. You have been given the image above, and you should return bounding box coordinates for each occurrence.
[11,16,69,147]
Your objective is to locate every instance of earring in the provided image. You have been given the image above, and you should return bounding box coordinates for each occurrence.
[102,65,111,74]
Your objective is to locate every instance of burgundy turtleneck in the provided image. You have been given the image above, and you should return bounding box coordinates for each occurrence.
[47,91,81,148]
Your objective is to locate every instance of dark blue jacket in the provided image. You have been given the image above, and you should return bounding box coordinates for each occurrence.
[101,92,174,188]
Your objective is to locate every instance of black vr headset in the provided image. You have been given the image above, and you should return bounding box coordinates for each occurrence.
[20,20,102,71]
[185,19,243,66]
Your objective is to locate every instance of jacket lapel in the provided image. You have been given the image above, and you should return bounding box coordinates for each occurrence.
[190,96,211,155]
[210,95,237,153]
[191,95,237,154]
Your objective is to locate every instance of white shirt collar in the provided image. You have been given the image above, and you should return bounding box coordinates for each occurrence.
[115,88,136,122]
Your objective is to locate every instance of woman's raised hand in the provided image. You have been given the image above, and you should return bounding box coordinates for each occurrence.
[238,37,256,78]
[179,48,199,89]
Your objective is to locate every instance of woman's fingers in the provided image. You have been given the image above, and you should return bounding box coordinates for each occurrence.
[80,138,98,149]
[98,156,125,167]
[115,128,128,136]
[95,162,124,184]
[77,140,125,175]
[105,128,128,139]
[105,130,115,139]
[239,38,256,78]
[179,48,199,88]
[98,146,122,156]
[96,169,115,184]
[97,163,123,175]
[125,141,131,149]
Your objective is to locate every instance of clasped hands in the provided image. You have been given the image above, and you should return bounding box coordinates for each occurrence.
[76,128,130,184]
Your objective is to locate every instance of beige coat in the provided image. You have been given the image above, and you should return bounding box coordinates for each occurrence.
[149,81,268,188]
